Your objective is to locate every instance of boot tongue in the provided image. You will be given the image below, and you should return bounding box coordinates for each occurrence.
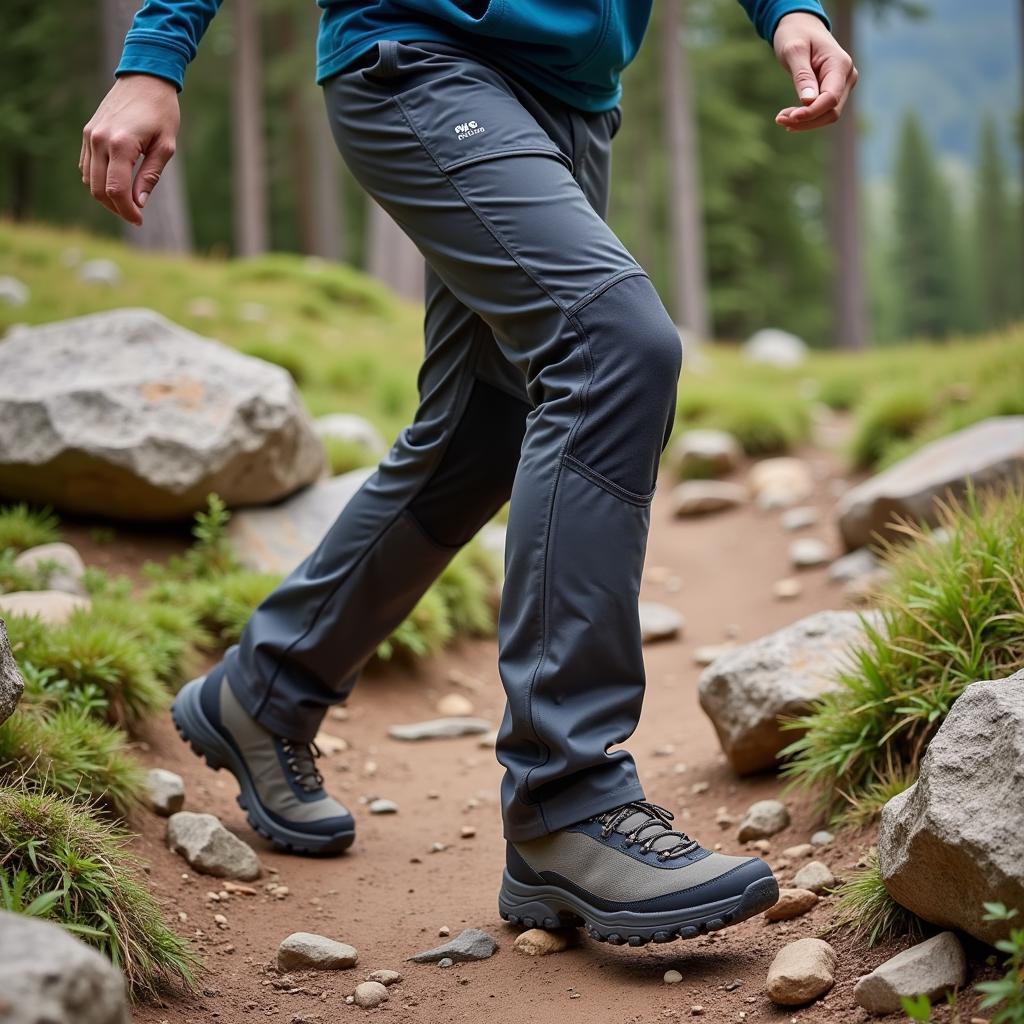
[611,810,682,853]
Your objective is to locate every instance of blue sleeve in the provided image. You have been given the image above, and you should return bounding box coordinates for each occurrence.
[737,0,831,41]
[114,0,225,90]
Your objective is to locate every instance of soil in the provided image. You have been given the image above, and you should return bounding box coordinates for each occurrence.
[82,442,987,1024]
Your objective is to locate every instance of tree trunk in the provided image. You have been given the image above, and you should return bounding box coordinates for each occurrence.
[101,0,192,252]
[310,105,346,262]
[829,0,867,349]
[661,0,710,338]
[232,0,268,256]
[367,200,424,301]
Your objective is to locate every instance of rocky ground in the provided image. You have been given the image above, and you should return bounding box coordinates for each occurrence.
[50,439,989,1024]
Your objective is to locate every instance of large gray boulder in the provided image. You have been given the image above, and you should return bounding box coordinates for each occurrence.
[0,309,324,519]
[0,910,130,1024]
[229,467,373,574]
[0,618,25,726]
[879,673,1024,946]
[836,417,1024,550]
[698,610,878,774]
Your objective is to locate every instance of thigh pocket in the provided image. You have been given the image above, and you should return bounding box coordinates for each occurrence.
[394,67,573,175]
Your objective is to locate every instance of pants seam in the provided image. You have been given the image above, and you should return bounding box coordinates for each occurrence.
[562,454,656,507]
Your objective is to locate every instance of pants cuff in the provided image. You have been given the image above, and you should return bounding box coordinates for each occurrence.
[503,780,647,842]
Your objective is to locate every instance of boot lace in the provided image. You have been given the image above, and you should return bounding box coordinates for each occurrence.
[594,800,700,860]
[280,739,324,792]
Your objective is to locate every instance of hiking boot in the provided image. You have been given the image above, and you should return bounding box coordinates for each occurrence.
[171,666,355,855]
[499,800,778,945]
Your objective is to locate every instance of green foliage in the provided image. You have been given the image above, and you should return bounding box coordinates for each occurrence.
[0,869,65,919]
[240,340,313,386]
[0,504,60,555]
[900,994,933,1022]
[830,848,923,947]
[848,383,932,469]
[323,435,375,476]
[376,587,454,662]
[433,546,498,639]
[782,486,1024,824]
[977,904,1024,1024]
[0,787,198,999]
[0,707,144,815]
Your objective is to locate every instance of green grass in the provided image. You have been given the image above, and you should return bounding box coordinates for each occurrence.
[0,787,198,999]
[782,485,1024,825]
[830,848,923,947]
[0,504,60,555]
[323,435,376,476]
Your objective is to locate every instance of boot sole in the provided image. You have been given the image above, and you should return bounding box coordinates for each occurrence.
[498,869,779,946]
[171,677,355,857]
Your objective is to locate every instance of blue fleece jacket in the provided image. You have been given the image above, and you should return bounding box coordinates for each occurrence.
[117,0,830,113]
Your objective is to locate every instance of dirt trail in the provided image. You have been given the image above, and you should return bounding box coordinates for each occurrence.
[125,445,900,1024]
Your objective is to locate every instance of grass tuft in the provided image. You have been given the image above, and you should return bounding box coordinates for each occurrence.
[0,787,199,999]
[830,848,923,947]
[0,504,60,555]
[782,485,1024,825]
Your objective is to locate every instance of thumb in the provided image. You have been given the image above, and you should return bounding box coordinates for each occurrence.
[785,42,819,104]
[132,136,176,208]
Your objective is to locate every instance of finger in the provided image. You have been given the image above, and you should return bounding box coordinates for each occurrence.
[104,143,143,225]
[783,109,840,132]
[132,136,176,210]
[79,134,88,181]
[88,141,117,215]
[780,39,819,104]
[786,89,839,123]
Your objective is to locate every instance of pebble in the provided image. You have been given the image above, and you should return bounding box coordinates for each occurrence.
[691,781,710,796]
[514,929,572,956]
[664,970,683,984]
[764,888,819,922]
[781,506,819,531]
[314,731,348,755]
[853,932,967,1014]
[408,928,498,963]
[78,258,121,286]
[436,693,475,717]
[810,830,834,846]
[438,926,450,937]
[145,768,185,817]
[368,799,399,815]
[772,577,803,600]
[13,542,86,595]
[166,812,261,881]
[388,718,491,741]
[792,860,836,894]
[737,800,790,842]
[460,825,476,839]
[437,957,454,969]
[639,601,685,643]
[671,480,748,517]
[278,933,359,971]
[766,937,836,1006]
[352,981,389,1008]
[789,538,831,569]
[691,1007,705,1016]
[366,969,403,986]
[693,643,736,667]
[782,843,814,859]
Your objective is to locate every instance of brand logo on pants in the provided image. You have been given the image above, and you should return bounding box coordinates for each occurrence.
[454,120,486,140]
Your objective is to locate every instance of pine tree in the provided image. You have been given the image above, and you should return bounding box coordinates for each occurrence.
[974,117,1017,329]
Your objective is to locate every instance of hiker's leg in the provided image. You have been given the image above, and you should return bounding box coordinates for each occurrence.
[223,266,530,741]
[324,43,681,841]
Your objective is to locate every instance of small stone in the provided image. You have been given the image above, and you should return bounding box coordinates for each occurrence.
[691,781,710,796]
[639,602,685,643]
[438,926,450,937]
[828,547,878,584]
[752,839,771,854]
[368,799,399,815]
[477,729,499,748]
[853,932,966,1015]
[671,429,743,478]
[781,507,818,531]
[0,276,29,307]
[277,932,358,972]
[366,969,403,987]
[694,644,736,667]
[749,457,814,509]
[513,929,572,956]
[388,718,492,741]
[13,543,87,595]
[772,578,802,600]
[792,861,835,894]
[437,957,454,969]
[408,928,498,963]
[145,768,185,817]
[790,538,831,569]
[78,258,121,286]
[664,970,683,984]
[764,889,819,922]
[352,981,389,1008]
[0,590,91,627]
[810,831,834,847]
[737,800,790,842]
[766,937,836,1006]
[671,480,748,517]
[782,844,814,860]
[166,812,261,881]
[436,693,475,717]
[691,1007,705,1016]
[430,842,447,853]
[460,825,476,839]
[314,731,348,755]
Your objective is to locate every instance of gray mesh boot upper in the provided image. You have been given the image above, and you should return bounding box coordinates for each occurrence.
[171,668,355,855]
[500,800,778,945]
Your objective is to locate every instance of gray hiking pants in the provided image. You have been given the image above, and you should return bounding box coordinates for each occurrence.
[224,40,683,841]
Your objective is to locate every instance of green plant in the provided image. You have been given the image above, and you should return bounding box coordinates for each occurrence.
[376,588,453,661]
[322,435,375,476]
[900,994,932,1022]
[433,544,498,638]
[0,787,198,999]
[0,707,143,814]
[0,550,42,594]
[830,848,923,947]
[849,383,933,469]
[0,504,60,555]
[782,486,1024,824]
[977,903,1024,1024]
[0,868,65,919]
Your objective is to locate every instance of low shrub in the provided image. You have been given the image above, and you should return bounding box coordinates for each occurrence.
[848,383,932,469]
[0,504,60,555]
[0,787,198,999]
[322,435,375,476]
[782,485,1024,825]
[978,903,1024,1024]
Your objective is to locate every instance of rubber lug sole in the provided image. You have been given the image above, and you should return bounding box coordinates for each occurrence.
[498,870,779,947]
[171,677,355,857]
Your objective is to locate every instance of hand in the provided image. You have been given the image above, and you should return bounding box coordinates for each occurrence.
[773,12,858,132]
[80,74,180,225]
